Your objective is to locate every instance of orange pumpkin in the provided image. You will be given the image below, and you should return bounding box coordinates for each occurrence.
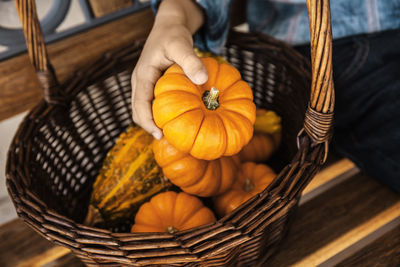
[153,138,239,197]
[131,191,216,233]
[214,162,276,216]
[239,109,282,162]
[153,57,256,160]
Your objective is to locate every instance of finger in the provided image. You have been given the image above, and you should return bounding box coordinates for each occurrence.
[131,65,163,140]
[135,99,162,140]
[167,40,208,85]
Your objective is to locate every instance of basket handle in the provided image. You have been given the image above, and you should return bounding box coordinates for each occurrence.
[15,0,65,105]
[301,0,335,162]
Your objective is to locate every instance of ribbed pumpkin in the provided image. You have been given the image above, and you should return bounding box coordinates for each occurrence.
[153,57,256,160]
[131,191,216,233]
[194,48,227,64]
[84,125,171,227]
[239,109,282,163]
[153,138,239,197]
[214,162,276,216]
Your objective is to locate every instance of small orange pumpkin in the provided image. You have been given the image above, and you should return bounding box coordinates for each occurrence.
[153,138,239,197]
[153,57,256,160]
[239,109,282,162]
[214,162,276,216]
[131,191,216,233]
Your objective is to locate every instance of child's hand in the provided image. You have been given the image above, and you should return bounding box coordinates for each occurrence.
[131,0,207,140]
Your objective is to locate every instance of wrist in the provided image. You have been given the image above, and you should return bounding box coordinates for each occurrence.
[155,0,204,34]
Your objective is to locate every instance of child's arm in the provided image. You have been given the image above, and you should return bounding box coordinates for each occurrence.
[131,0,207,139]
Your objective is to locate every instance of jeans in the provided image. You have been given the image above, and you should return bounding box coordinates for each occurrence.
[295,29,400,193]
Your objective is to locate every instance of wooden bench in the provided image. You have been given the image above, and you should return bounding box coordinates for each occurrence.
[1,5,399,267]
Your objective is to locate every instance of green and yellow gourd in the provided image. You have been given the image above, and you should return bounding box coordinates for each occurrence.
[84,125,171,227]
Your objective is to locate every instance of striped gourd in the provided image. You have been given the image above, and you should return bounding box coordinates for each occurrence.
[84,125,170,227]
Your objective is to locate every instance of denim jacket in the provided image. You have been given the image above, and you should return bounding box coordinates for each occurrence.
[153,0,400,54]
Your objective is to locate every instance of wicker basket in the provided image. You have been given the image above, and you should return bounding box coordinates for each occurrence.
[6,0,334,266]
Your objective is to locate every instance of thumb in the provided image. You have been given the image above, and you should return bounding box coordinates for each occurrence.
[168,42,208,85]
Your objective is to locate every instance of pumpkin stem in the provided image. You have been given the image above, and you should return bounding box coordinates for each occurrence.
[243,178,254,192]
[166,226,178,234]
[203,87,220,110]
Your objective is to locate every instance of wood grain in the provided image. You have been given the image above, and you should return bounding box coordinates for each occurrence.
[16,246,70,267]
[48,253,85,267]
[0,219,56,267]
[303,158,357,195]
[292,201,400,266]
[337,225,400,266]
[300,158,359,204]
[0,8,153,122]
[268,173,400,266]
[88,0,134,17]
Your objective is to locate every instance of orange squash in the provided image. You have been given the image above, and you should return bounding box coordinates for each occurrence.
[214,162,276,216]
[239,109,282,162]
[153,138,239,197]
[131,191,216,233]
[153,57,256,160]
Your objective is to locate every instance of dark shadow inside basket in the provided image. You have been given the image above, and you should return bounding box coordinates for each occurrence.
[27,34,310,232]
[222,39,310,172]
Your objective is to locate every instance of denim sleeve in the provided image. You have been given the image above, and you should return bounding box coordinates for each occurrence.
[151,0,231,54]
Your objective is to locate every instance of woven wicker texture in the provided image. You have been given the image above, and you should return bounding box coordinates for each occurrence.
[7,0,334,266]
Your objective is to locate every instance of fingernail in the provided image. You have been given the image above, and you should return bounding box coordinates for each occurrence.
[152,131,162,140]
[193,71,208,84]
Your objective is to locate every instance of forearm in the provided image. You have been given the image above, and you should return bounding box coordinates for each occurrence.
[155,0,204,34]
[132,0,208,138]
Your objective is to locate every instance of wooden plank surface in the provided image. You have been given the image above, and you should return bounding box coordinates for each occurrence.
[291,202,400,266]
[337,225,400,266]
[0,8,153,121]
[47,253,84,267]
[0,218,57,267]
[300,158,359,204]
[16,246,71,267]
[323,215,400,266]
[88,0,134,17]
[268,173,400,266]
[302,158,357,195]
